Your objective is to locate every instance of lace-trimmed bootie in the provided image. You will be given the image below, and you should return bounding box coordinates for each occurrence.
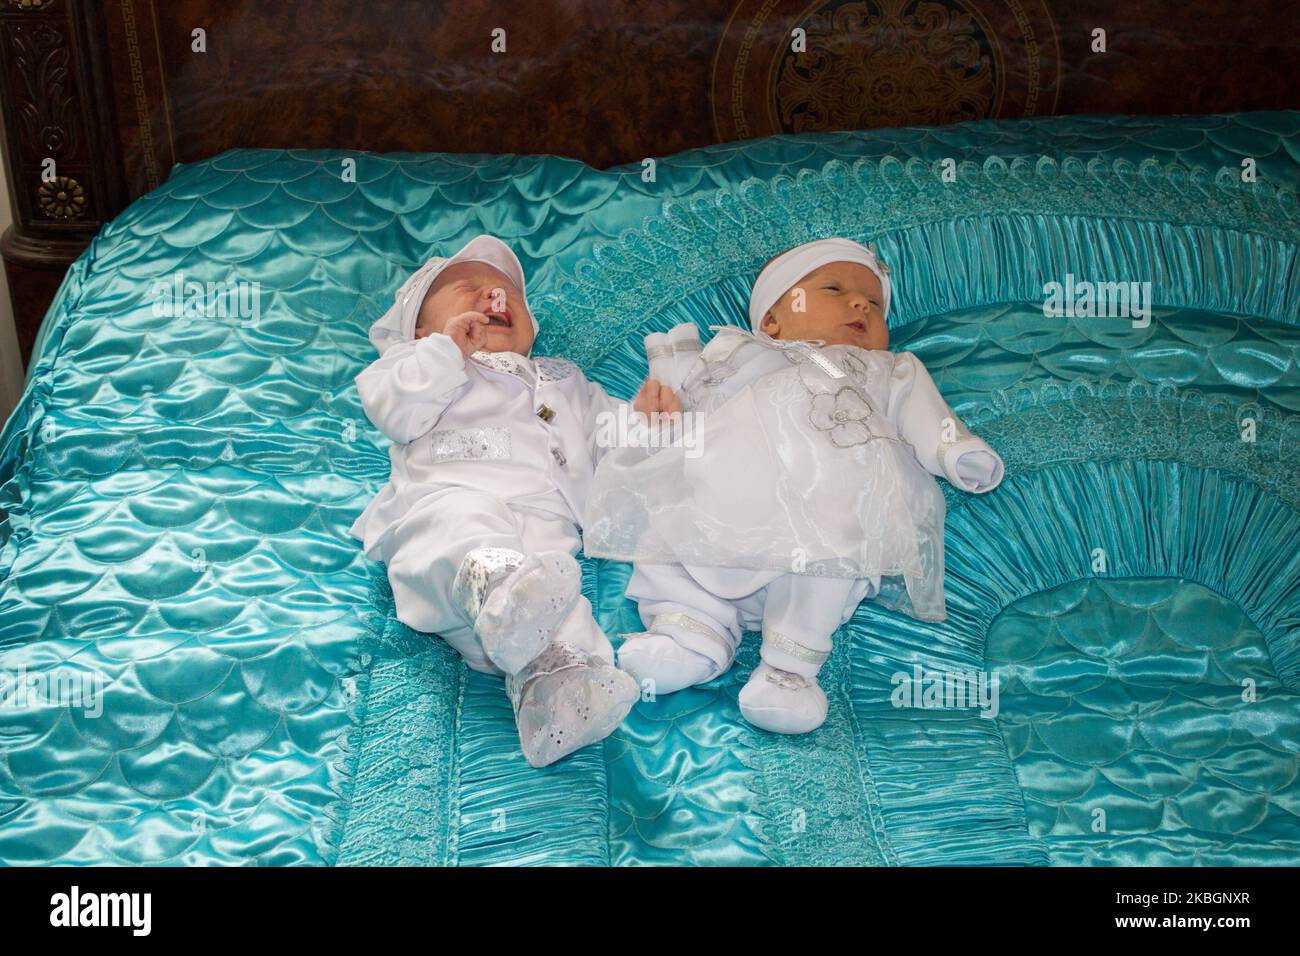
[453,547,581,675]
[739,663,829,734]
[617,612,735,696]
[507,641,639,768]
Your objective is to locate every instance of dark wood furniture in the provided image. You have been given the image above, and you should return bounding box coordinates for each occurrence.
[2,0,1297,368]
[1,0,124,363]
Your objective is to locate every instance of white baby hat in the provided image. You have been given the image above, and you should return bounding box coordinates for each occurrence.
[367,234,538,356]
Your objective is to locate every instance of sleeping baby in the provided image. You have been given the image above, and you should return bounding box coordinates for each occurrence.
[583,237,1005,734]
[351,235,671,767]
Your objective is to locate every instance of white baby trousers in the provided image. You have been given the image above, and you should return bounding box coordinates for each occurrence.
[625,562,875,677]
[383,487,612,674]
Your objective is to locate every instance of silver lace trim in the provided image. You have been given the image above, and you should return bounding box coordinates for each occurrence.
[452,546,525,622]
[471,351,534,383]
[651,340,701,360]
[430,426,512,463]
[695,359,737,388]
[653,611,735,664]
[536,356,579,384]
[762,629,830,667]
[504,639,591,711]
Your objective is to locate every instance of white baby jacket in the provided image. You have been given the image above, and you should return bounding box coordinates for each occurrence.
[350,331,622,560]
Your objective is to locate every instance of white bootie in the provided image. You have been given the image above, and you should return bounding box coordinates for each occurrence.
[644,331,674,386]
[507,641,639,768]
[456,549,581,675]
[618,632,719,695]
[644,324,702,391]
[739,662,828,734]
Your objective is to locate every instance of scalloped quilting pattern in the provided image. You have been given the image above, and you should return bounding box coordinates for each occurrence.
[0,463,371,864]
[2,113,1299,866]
[609,112,1300,193]
[988,577,1300,865]
[898,305,1300,505]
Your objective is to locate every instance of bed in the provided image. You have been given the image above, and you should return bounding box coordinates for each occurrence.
[1,110,1298,865]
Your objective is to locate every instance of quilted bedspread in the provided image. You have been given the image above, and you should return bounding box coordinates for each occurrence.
[2,113,1299,865]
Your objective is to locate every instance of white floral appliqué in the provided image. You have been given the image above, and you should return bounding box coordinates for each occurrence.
[809,387,881,447]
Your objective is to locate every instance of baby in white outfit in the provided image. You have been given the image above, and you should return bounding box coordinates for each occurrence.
[351,235,672,767]
[583,238,1005,734]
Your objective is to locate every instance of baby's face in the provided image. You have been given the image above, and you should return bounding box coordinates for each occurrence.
[416,261,535,355]
[759,261,889,350]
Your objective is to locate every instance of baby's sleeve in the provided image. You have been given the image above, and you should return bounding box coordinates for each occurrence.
[355,332,469,444]
[887,352,1005,494]
[582,377,630,465]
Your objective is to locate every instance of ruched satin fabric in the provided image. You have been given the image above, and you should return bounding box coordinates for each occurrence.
[1,112,1298,865]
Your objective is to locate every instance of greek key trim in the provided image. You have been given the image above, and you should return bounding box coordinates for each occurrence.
[653,612,735,663]
[762,629,830,667]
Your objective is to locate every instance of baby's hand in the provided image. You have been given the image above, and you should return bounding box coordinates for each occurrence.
[441,311,491,357]
[633,378,682,418]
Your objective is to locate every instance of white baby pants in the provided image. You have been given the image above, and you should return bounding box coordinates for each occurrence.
[383,487,612,674]
[625,562,874,677]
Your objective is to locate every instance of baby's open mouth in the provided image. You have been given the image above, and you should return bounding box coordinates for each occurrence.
[486,309,513,328]
[845,320,867,332]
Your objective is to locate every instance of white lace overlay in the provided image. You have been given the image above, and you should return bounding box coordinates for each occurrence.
[584,331,950,622]
[452,546,525,622]
[504,639,590,712]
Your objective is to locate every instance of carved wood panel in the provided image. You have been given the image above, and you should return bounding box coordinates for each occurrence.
[95,0,1298,194]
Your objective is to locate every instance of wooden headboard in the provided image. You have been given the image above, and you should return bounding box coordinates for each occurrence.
[2,0,1297,365]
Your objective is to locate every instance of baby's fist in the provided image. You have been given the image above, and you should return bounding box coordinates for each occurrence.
[634,378,682,417]
[442,311,491,358]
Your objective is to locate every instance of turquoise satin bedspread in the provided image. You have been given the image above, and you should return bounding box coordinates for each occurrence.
[2,113,1298,865]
